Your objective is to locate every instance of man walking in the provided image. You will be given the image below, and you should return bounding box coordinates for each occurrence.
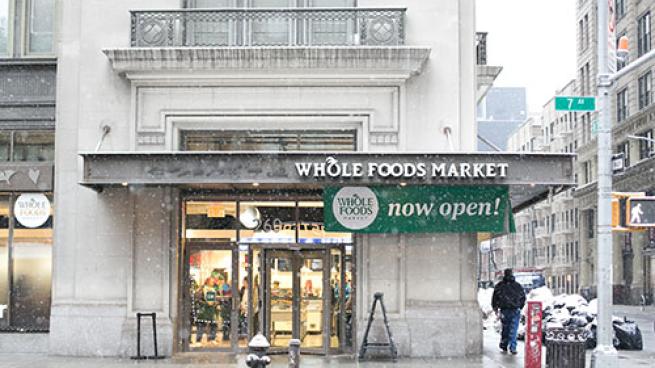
[492,268,526,354]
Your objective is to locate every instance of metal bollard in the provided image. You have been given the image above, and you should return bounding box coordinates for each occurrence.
[288,339,301,368]
[245,334,271,368]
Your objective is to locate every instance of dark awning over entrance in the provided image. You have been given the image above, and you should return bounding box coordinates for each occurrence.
[79,152,575,212]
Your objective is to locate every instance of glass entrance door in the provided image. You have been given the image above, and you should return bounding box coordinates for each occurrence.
[264,249,328,352]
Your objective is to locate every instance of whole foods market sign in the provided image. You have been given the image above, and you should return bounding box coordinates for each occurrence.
[296,156,509,179]
[324,186,513,234]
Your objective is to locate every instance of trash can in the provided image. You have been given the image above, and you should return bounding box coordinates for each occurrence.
[545,327,586,368]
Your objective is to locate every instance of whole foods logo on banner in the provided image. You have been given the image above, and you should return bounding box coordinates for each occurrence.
[324,186,514,234]
[14,193,51,228]
[332,187,380,230]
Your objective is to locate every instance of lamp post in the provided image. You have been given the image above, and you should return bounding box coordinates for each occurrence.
[593,2,655,367]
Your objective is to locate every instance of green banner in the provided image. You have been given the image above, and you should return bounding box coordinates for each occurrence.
[323,185,514,234]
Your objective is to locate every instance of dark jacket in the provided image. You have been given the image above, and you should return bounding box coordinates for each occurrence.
[492,276,526,310]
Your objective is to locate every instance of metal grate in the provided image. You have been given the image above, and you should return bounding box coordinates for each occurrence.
[130,7,405,47]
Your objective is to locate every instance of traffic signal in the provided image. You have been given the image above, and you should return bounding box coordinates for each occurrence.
[612,192,646,231]
[626,198,655,227]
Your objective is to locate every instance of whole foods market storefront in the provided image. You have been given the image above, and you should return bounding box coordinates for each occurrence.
[79,152,574,357]
[182,195,354,354]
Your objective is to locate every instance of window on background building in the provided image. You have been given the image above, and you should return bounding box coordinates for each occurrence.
[618,141,630,167]
[0,0,10,56]
[579,19,584,51]
[638,12,652,57]
[0,0,54,57]
[587,209,595,238]
[26,0,54,54]
[617,88,628,123]
[638,71,652,109]
[638,130,654,160]
[616,0,626,19]
[575,241,579,261]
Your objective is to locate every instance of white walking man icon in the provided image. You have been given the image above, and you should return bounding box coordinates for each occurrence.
[631,203,644,224]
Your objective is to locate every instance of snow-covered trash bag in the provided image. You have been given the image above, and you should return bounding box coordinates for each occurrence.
[566,315,589,328]
[571,304,595,322]
[552,294,568,309]
[613,318,643,351]
[549,307,572,325]
[521,286,554,317]
[563,294,588,311]
[477,287,494,317]
[588,299,598,315]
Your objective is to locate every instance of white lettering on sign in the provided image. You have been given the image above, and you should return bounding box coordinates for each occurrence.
[295,157,509,180]
[0,304,7,319]
[387,198,501,221]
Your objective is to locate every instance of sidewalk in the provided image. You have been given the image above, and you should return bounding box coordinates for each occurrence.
[0,326,651,367]
[0,330,524,368]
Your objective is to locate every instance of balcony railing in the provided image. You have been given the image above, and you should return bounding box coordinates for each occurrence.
[130,7,405,47]
[476,32,487,65]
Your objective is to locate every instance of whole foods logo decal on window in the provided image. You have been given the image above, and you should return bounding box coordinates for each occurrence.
[14,193,51,228]
[332,187,379,230]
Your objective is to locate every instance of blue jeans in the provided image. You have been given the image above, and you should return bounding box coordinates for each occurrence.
[500,308,521,352]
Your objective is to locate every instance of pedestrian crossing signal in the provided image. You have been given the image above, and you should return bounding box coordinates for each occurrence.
[626,197,655,227]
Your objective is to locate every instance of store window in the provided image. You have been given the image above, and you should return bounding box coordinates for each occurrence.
[0,130,54,162]
[12,131,55,162]
[184,200,352,245]
[0,0,54,57]
[0,194,53,332]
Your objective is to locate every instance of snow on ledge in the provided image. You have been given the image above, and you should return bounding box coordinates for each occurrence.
[102,46,431,79]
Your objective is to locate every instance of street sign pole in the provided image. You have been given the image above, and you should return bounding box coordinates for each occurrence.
[592,0,618,366]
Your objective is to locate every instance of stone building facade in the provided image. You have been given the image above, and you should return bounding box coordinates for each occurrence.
[0,0,56,353]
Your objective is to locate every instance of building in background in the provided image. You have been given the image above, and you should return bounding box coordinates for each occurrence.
[0,0,55,353]
[575,0,655,305]
[477,87,527,151]
[488,0,655,305]
[486,80,581,296]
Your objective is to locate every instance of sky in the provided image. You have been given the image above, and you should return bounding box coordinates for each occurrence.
[477,0,578,113]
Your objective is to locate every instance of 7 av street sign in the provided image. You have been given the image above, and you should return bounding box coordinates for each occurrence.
[555,96,596,112]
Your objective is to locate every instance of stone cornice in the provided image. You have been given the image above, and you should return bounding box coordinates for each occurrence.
[102,46,431,80]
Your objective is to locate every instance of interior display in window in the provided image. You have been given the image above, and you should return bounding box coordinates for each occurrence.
[189,249,234,349]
